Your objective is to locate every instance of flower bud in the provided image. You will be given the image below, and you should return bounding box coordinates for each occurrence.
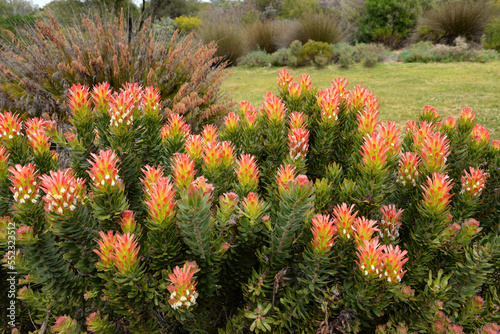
[167,261,199,311]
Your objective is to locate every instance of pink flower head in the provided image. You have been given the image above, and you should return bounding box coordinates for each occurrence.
[220,141,235,168]
[91,82,112,114]
[86,312,108,333]
[68,84,91,120]
[0,111,23,144]
[397,152,420,187]
[239,101,257,128]
[289,112,307,130]
[0,146,9,179]
[142,86,161,116]
[235,154,260,191]
[460,218,482,238]
[111,232,140,274]
[276,164,296,194]
[353,217,379,246]
[311,214,337,254]
[492,140,500,151]
[188,176,214,198]
[162,113,191,141]
[40,169,86,214]
[25,118,50,155]
[477,323,500,334]
[420,132,450,173]
[379,205,404,241]
[171,153,196,190]
[140,165,165,198]
[357,107,380,135]
[460,107,475,123]
[360,132,389,171]
[298,73,312,92]
[317,88,340,123]
[356,238,385,279]
[94,230,117,268]
[51,315,78,333]
[121,210,136,234]
[185,135,204,161]
[201,124,218,143]
[447,324,464,334]
[224,112,239,132]
[277,68,293,94]
[288,82,302,100]
[262,92,286,123]
[8,163,40,206]
[145,178,177,227]
[88,149,121,191]
[420,105,439,120]
[472,124,490,144]
[461,167,487,198]
[381,244,408,283]
[121,83,143,111]
[421,173,454,215]
[242,192,264,221]
[109,89,135,128]
[332,77,348,97]
[167,261,199,310]
[377,121,401,157]
[288,128,309,161]
[332,203,358,240]
[16,225,34,242]
[219,192,239,212]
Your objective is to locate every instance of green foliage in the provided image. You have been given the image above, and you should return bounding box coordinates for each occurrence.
[238,50,271,67]
[174,15,202,33]
[484,16,500,51]
[269,47,298,66]
[296,40,333,66]
[197,21,247,66]
[279,0,320,19]
[246,20,283,54]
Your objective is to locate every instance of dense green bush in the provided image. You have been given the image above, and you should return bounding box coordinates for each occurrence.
[269,47,298,67]
[1,69,499,333]
[332,42,388,68]
[399,39,498,62]
[296,40,333,66]
[174,15,202,33]
[238,50,271,67]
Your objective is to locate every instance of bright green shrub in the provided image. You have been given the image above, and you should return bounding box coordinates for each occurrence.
[174,15,202,33]
[269,48,298,67]
[484,16,500,51]
[296,40,333,66]
[1,70,500,333]
[238,50,271,67]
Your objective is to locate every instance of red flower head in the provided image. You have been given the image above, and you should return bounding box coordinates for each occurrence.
[277,68,293,94]
[347,86,377,112]
[288,128,309,161]
[421,173,454,216]
[398,152,420,187]
[298,73,312,92]
[224,112,239,132]
[472,124,490,144]
[220,141,235,168]
[235,154,260,191]
[185,135,204,161]
[0,111,23,144]
[109,90,135,128]
[381,244,408,283]
[25,118,51,155]
[379,205,404,241]
[146,178,177,227]
[460,107,475,124]
[288,82,302,100]
[140,165,165,198]
[420,132,450,173]
[68,84,91,121]
[91,82,112,114]
[239,101,258,128]
[162,113,191,142]
[289,112,307,130]
[171,153,196,190]
[357,107,380,135]
[121,83,143,111]
[203,141,222,171]
[412,121,435,150]
[356,238,385,279]
[167,261,199,310]
[94,230,117,268]
[51,315,79,333]
[0,146,9,179]
[25,117,48,135]
[353,217,379,246]
[461,167,487,198]
[332,77,348,97]
[262,92,286,123]
[202,124,218,143]
[8,164,40,206]
[276,164,296,194]
[377,121,401,157]
[311,214,337,254]
[443,116,456,131]
[492,140,499,151]
[121,210,136,234]
[142,86,161,117]
[40,169,86,214]
[242,192,265,221]
[111,232,140,274]
[360,132,390,171]
[317,88,340,123]
[332,203,358,240]
[420,105,439,120]
[16,225,34,242]
[87,149,122,191]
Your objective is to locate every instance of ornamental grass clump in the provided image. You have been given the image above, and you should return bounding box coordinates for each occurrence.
[0,70,499,333]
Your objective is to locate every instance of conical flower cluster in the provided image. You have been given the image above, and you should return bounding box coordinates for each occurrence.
[167,261,199,311]
[8,164,40,206]
[40,169,86,214]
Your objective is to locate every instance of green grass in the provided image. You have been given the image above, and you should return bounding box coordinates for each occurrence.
[223,62,500,139]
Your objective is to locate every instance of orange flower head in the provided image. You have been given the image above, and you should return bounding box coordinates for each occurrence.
[420,105,439,120]
[288,82,302,100]
[289,111,307,130]
[87,149,122,191]
[421,173,454,215]
[51,315,79,333]
[461,167,487,198]
[111,232,140,274]
[360,132,389,171]
[68,84,91,121]
[317,88,340,123]
[298,73,312,92]
[167,261,199,310]
[379,205,404,241]
[277,68,293,94]
[412,121,435,150]
[492,140,500,151]
[27,130,50,155]
[460,107,475,123]
[224,112,239,132]
[311,214,337,254]
[0,146,10,179]
[185,135,204,161]
[162,113,191,142]
[443,116,456,131]
[220,141,235,168]
[356,238,385,279]
[203,141,222,171]
[171,153,196,190]
[420,132,450,173]
[188,176,214,198]
[40,169,86,214]
[239,101,257,127]
[121,210,136,234]
[121,83,144,111]
[288,128,309,161]
[357,107,380,135]
[353,217,379,246]
[0,111,23,144]
[332,77,348,97]
[262,92,286,123]
[25,117,48,135]
[109,90,135,128]
[8,164,40,206]
[91,82,112,114]
[276,164,296,194]
[142,86,161,117]
[16,225,34,242]
[202,124,218,143]
[140,165,165,198]
[347,86,377,112]
[332,203,358,240]
[146,178,177,227]
[242,192,265,221]
[472,124,490,144]
[377,121,401,156]
[381,244,408,283]
[235,154,259,190]
[398,152,420,187]
[93,230,117,268]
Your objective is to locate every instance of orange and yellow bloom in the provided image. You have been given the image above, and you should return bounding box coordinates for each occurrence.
[40,169,86,214]
[167,261,199,310]
[8,163,40,206]
[311,214,337,254]
[87,149,122,191]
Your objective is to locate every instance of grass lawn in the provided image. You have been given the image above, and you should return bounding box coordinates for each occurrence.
[222,61,500,139]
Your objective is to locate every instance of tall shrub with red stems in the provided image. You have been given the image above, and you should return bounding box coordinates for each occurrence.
[1,71,499,333]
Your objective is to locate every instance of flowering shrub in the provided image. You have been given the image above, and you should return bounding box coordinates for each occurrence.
[0,70,499,333]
